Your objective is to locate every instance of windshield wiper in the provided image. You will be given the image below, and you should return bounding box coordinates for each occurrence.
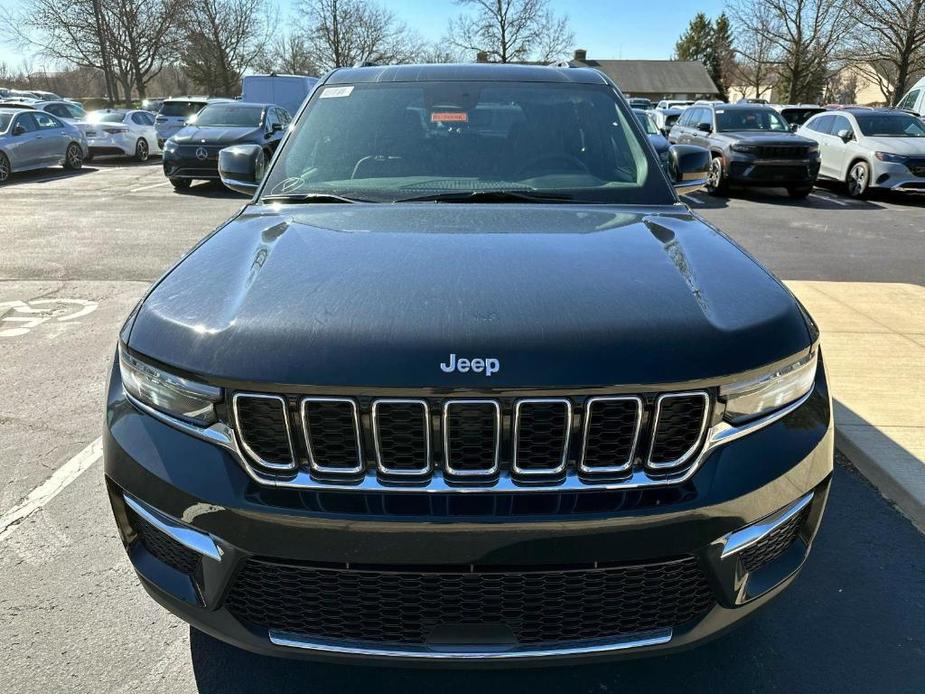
[394,190,576,204]
[261,193,369,204]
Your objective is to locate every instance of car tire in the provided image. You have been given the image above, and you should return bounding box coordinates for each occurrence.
[0,152,10,183]
[706,155,729,196]
[170,177,192,190]
[846,161,870,198]
[787,186,813,199]
[134,138,149,162]
[85,152,94,163]
[63,142,83,170]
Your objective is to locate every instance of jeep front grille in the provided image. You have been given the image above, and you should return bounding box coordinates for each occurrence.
[230,390,714,489]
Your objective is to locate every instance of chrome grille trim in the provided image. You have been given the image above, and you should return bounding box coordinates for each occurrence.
[646,391,710,471]
[232,393,297,471]
[512,398,572,477]
[442,399,502,477]
[371,398,432,477]
[579,396,643,474]
[300,397,364,476]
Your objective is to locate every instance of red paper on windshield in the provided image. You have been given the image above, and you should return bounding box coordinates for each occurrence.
[431,112,468,123]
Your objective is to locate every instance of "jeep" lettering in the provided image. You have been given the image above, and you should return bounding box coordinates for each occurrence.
[440,353,500,376]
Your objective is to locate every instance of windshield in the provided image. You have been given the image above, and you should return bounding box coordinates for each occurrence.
[716,108,789,132]
[780,108,823,126]
[0,114,11,132]
[160,101,206,118]
[854,113,925,137]
[262,80,670,204]
[634,109,657,135]
[193,104,264,127]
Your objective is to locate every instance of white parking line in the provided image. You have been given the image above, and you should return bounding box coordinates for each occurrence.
[130,181,170,193]
[0,437,103,541]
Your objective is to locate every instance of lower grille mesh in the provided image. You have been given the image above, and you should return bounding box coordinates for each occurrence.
[740,508,808,572]
[225,557,715,646]
[128,508,199,575]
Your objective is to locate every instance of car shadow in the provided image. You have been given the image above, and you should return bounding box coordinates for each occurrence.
[1,166,95,187]
[89,156,162,167]
[685,184,884,211]
[171,180,247,199]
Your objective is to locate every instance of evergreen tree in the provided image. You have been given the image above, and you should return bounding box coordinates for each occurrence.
[711,13,735,101]
[674,13,714,64]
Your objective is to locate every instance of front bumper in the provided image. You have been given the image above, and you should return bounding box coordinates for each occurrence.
[162,150,219,180]
[727,154,820,187]
[104,359,834,665]
[870,160,925,192]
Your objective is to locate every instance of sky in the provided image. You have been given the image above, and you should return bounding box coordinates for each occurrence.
[0,0,728,71]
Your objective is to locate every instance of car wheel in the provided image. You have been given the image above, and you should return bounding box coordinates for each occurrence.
[787,186,813,199]
[706,156,728,196]
[846,161,870,198]
[0,152,10,183]
[170,177,192,190]
[63,142,83,170]
[134,138,149,162]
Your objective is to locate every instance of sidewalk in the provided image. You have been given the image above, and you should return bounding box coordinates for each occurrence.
[786,281,925,531]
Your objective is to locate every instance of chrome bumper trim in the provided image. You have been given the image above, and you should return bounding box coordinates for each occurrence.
[721,491,814,559]
[123,494,222,562]
[268,628,672,659]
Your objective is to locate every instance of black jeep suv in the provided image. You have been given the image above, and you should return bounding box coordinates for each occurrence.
[670,103,821,198]
[105,64,832,665]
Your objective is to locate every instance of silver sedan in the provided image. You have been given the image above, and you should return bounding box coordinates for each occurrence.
[0,108,88,183]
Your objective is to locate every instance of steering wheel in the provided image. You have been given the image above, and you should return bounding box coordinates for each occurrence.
[516,154,590,178]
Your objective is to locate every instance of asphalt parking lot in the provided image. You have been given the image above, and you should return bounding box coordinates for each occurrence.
[1,161,924,693]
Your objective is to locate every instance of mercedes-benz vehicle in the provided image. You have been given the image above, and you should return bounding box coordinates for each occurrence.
[86,109,160,162]
[154,97,231,147]
[105,63,833,665]
[670,103,820,198]
[797,108,925,197]
[162,101,290,190]
[0,107,87,183]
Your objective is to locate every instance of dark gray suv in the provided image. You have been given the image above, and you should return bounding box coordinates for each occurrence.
[669,103,821,198]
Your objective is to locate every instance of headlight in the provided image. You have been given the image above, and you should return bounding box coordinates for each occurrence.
[163,139,178,152]
[119,345,221,425]
[807,143,819,153]
[720,349,817,424]
[730,143,757,154]
[874,151,907,164]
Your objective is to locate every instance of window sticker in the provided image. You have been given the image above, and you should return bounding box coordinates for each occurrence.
[320,86,354,98]
[430,111,468,123]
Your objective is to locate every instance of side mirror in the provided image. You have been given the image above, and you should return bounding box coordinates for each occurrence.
[12,124,26,136]
[790,123,799,132]
[836,128,852,142]
[218,144,266,196]
[669,144,710,195]
[271,122,283,132]
[696,122,712,133]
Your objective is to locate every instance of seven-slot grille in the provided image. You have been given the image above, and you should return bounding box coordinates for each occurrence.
[231,391,713,487]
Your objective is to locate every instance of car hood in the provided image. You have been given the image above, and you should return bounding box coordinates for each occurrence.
[720,132,816,146]
[861,136,925,156]
[129,205,811,388]
[171,126,261,145]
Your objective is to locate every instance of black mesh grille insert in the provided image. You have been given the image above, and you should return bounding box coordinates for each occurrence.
[514,401,570,473]
[303,399,361,472]
[374,401,429,473]
[755,145,809,159]
[740,508,808,573]
[225,557,715,646]
[649,394,708,467]
[445,402,499,474]
[582,398,640,471]
[235,395,293,467]
[128,508,199,575]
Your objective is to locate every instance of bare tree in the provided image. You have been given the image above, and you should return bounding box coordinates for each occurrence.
[845,0,925,105]
[730,3,777,99]
[447,0,574,63]
[730,0,852,103]
[294,0,416,71]
[255,33,320,75]
[179,0,275,96]
[107,0,185,99]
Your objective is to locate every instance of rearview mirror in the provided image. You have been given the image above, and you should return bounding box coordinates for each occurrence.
[668,145,710,195]
[219,144,266,196]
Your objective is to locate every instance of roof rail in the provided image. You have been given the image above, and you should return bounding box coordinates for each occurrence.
[353,61,378,68]
[548,60,573,68]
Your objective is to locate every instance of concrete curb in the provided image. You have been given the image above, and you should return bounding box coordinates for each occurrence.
[836,428,925,533]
